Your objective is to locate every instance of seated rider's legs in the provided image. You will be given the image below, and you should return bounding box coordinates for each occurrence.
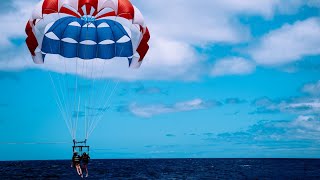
[82,163,88,176]
[76,164,82,176]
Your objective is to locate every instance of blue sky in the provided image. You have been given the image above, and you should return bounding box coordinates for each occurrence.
[0,0,320,160]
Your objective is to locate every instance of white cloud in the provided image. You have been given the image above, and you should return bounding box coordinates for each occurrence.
[134,0,319,44]
[253,97,320,115]
[1,0,319,80]
[211,57,255,76]
[307,0,320,8]
[129,98,213,118]
[0,0,203,80]
[139,35,201,80]
[0,0,37,46]
[253,81,320,115]
[292,115,320,132]
[216,115,320,145]
[135,0,274,44]
[287,100,320,112]
[302,80,320,96]
[250,18,320,66]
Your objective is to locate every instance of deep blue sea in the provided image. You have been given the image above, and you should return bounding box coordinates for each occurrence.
[0,158,319,179]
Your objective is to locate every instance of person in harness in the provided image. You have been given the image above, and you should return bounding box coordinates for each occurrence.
[71,152,83,178]
[81,152,90,178]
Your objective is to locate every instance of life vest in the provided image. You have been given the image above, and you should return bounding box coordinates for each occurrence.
[73,155,80,163]
[82,155,89,162]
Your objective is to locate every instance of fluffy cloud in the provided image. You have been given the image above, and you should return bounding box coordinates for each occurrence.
[129,98,217,118]
[0,0,202,80]
[307,0,320,8]
[288,100,320,113]
[213,115,320,148]
[134,1,251,44]
[251,97,320,115]
[211,57,255,76]
[135,0,317,44]
[302,80,320,96]
[0,0,37,46]
[0,0,319,80]
[252,80,320,115]
[292,115,320,132]
[250,18,320,66]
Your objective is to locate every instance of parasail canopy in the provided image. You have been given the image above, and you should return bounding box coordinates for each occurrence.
[25,0,150,142]
[26,0,150,68]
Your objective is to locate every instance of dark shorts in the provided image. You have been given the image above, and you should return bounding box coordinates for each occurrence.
[82,163,88,168]
[73,162,80,167]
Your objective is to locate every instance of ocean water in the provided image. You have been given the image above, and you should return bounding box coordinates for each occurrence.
[0,158,319,179]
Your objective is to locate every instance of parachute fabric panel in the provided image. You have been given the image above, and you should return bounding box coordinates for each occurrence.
[26,0,150,68]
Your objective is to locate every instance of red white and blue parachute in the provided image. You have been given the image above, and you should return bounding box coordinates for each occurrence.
[25,0,150,68]
[25,0,150,149]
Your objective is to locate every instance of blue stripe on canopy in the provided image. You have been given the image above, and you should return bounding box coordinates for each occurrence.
[41,17,133,60]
